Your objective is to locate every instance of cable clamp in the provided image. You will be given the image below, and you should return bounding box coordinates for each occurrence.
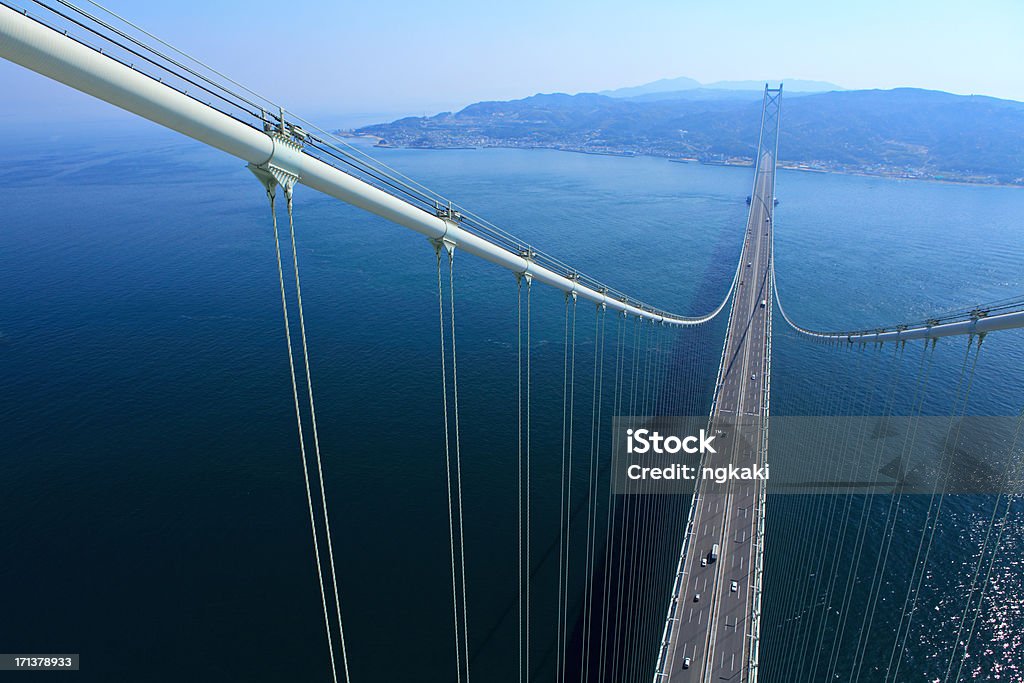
[248,132,302,196]
[429,236,457,256]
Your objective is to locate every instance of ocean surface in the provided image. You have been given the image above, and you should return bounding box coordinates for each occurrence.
[0,125,1022,682]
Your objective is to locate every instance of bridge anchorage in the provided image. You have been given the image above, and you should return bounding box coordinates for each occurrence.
[2,3,1024,682]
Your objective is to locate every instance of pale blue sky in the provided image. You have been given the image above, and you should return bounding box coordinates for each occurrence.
[2,0,1021,127]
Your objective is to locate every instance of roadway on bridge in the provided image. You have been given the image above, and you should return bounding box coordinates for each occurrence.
[662,147,775,682]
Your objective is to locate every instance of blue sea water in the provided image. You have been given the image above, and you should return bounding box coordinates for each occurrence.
[0,125,1021,681]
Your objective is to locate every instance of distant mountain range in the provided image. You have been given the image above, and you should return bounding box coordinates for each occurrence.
[354,85,1024,186]
[599,76,844,99]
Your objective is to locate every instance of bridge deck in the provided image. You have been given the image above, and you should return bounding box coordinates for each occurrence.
[662,142,776,681]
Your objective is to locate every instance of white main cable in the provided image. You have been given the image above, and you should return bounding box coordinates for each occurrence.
[2,1,740,327]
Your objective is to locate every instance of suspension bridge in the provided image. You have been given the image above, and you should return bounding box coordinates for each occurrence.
[2,2,1023,682]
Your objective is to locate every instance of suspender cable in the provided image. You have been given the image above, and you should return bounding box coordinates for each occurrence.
[284,187,351,683]
[611,315,643,681]
[624,320,654,679]
[622,318,649,680]
[556,292,575,683]
[784,343,867,680]
[846,342,935,683]
[262,182,340,683]
[597,312,627,682]
[435,241,466,683]
[516,274,524,683]
[643,324,670,677]
[942,410,1024,682]
[558,293,578,683]
[949,413,1024,682]
[802,344,884,681]
[822,344,913,682]
[581,303,608,681]
[447,245,471,682]
[883,341,978,682]
[887,338,984,682]
[525,274,533,681]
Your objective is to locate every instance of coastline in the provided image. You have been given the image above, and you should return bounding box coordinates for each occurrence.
[338,135,1023,189]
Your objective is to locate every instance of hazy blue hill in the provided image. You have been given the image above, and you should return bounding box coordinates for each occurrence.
[701,78,843,92]
[599,76,701,98]
[357,88,1024,185]
[780,89,1024,179]
[622,88,766,103]
[598,76,842,98]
